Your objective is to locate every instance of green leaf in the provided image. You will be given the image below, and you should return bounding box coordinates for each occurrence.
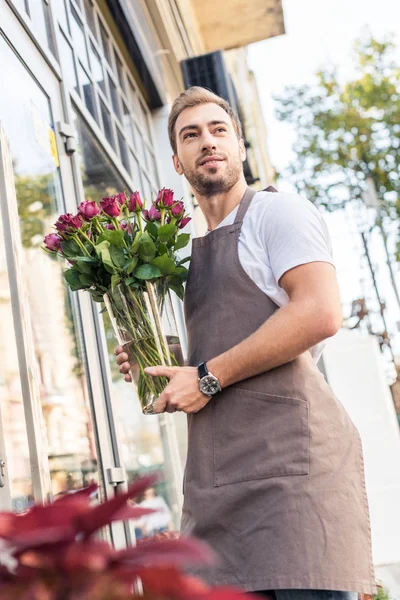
[158,242,168,255]
[138,231,156,262]
[174,233,190,251]
[134,263,162,280]
[63,268,87,291]
[60,239,81,258]
[157,222,177,242]
[131,231,142,254]
[73,256,98,263]
[145,221,158,238]
[174,265,189,280]
[79,273,95,286]
[98,228,125,248]
[111,274,121,291]
[125,277,140,288]
[151,254,176,275]
[109,245,126,269]
[123,256,138,274]
[168,281,185,300]
[95,240,115,273]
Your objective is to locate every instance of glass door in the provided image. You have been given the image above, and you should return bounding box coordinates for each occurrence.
[0,1,101,509]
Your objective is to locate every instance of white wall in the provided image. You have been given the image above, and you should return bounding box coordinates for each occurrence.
[322,328,400,570]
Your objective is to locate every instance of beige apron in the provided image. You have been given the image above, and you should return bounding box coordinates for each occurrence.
[182,187,376,594]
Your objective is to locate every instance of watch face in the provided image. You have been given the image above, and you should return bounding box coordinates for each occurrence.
[200,375,221,395]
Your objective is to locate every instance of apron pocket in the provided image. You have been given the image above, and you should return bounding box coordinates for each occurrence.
[213,387,309,487]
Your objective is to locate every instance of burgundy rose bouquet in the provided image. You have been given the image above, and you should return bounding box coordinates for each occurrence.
[43,189,191,413]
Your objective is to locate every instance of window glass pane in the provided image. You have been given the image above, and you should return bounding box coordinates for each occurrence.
[100,99,115,149]
[122,102,134,146]
[59,33,79,94]
[142,175,152,204]
[70,4,89,71]
[117,129,129,171]
[53,0,69,32]
[13,0,29,13]
[29,0,55,55]
[0,36,99,501]
[138,99,151,140]
[145,147,158,186]
[89,42,105,94]
[78,62,98,122]
[108,74,121,120]
[83,0,97,38]
[127,80,138,115]
[129,152,142,190]
[114,50,125,92]
[99,20,110,64]
[134,125,145,165]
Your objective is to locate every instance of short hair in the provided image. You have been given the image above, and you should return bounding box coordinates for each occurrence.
[168,86,243,154]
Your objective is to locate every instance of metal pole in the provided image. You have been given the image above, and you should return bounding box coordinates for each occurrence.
[360,231,396,364]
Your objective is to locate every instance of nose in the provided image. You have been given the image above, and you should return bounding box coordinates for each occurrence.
[201,130,217,153]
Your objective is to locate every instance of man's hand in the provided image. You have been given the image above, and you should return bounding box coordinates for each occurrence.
[144,365,211,414]
[115,344,133,382]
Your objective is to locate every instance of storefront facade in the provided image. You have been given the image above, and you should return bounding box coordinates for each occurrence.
[0,0,284,548]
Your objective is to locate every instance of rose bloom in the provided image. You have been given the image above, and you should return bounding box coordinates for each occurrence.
[156,188,174,208]
[115,192,127,205]
[78,200,100,220]
[55,213,83,232]
[178,216,192,229]
[171,201,184,217]
[143,205,161,222]
[100,196,121,217]
[44,233,62,252]
[129,191,143,212]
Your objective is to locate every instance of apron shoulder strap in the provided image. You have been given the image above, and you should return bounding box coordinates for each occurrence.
[234,185,278,225]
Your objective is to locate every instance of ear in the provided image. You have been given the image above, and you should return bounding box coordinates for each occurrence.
[239,138,247,162]
[173,154,183,175]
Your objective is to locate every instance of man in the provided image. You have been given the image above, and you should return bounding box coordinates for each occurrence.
[115,87,375,600]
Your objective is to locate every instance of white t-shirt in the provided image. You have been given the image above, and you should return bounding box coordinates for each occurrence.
[212,191,335,362]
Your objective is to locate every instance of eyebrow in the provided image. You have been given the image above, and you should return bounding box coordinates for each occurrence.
[178,120,229,138]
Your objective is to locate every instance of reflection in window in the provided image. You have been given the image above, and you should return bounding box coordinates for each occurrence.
[99,20,111,64]
[59,33,79,94]
[129,152,142,191]
[53,0,69,32]
[108,73,121,120]
[117,129,129,171]
[114,50,125,92]
[29,0,56,56]
[89,42,106,95]
[78,63,97,122]
[122,102,134,146]
[100,99,115,149]
[83,0,97,39]
[70,5,89,71]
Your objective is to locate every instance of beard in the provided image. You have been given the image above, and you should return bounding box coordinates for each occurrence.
[180,153,243,197]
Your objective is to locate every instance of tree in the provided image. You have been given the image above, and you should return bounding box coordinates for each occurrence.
[274,34,400,258]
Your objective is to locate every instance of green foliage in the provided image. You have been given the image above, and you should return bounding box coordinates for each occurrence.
[274,34,400,254]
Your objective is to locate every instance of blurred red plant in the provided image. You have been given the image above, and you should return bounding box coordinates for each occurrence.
[0,474,249,600]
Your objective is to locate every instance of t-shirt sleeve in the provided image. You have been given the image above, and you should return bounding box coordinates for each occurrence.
[260,193,335,284]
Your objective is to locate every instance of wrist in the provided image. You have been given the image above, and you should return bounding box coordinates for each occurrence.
[206,357,229,389]
[197,361,222,396]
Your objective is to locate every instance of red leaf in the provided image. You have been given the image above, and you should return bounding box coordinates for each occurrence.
[61,540,114,572]
[78,474,159,538]
[54,483,98,506]
[113,536,216,568]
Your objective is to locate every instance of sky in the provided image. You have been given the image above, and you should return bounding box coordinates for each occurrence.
[247,0,400,371]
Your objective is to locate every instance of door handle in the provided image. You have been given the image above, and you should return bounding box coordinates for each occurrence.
[0,457,6,488]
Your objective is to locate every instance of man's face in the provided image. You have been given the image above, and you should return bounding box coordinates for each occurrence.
[172,103,246,196]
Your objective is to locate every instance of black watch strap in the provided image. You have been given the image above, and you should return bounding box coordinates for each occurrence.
[197,362,208,379]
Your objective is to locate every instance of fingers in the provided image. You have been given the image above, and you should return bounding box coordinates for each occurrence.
[144,365,175,378]
[116,351,129,366]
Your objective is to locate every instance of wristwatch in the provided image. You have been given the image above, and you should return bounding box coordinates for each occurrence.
[197,362,222,396]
